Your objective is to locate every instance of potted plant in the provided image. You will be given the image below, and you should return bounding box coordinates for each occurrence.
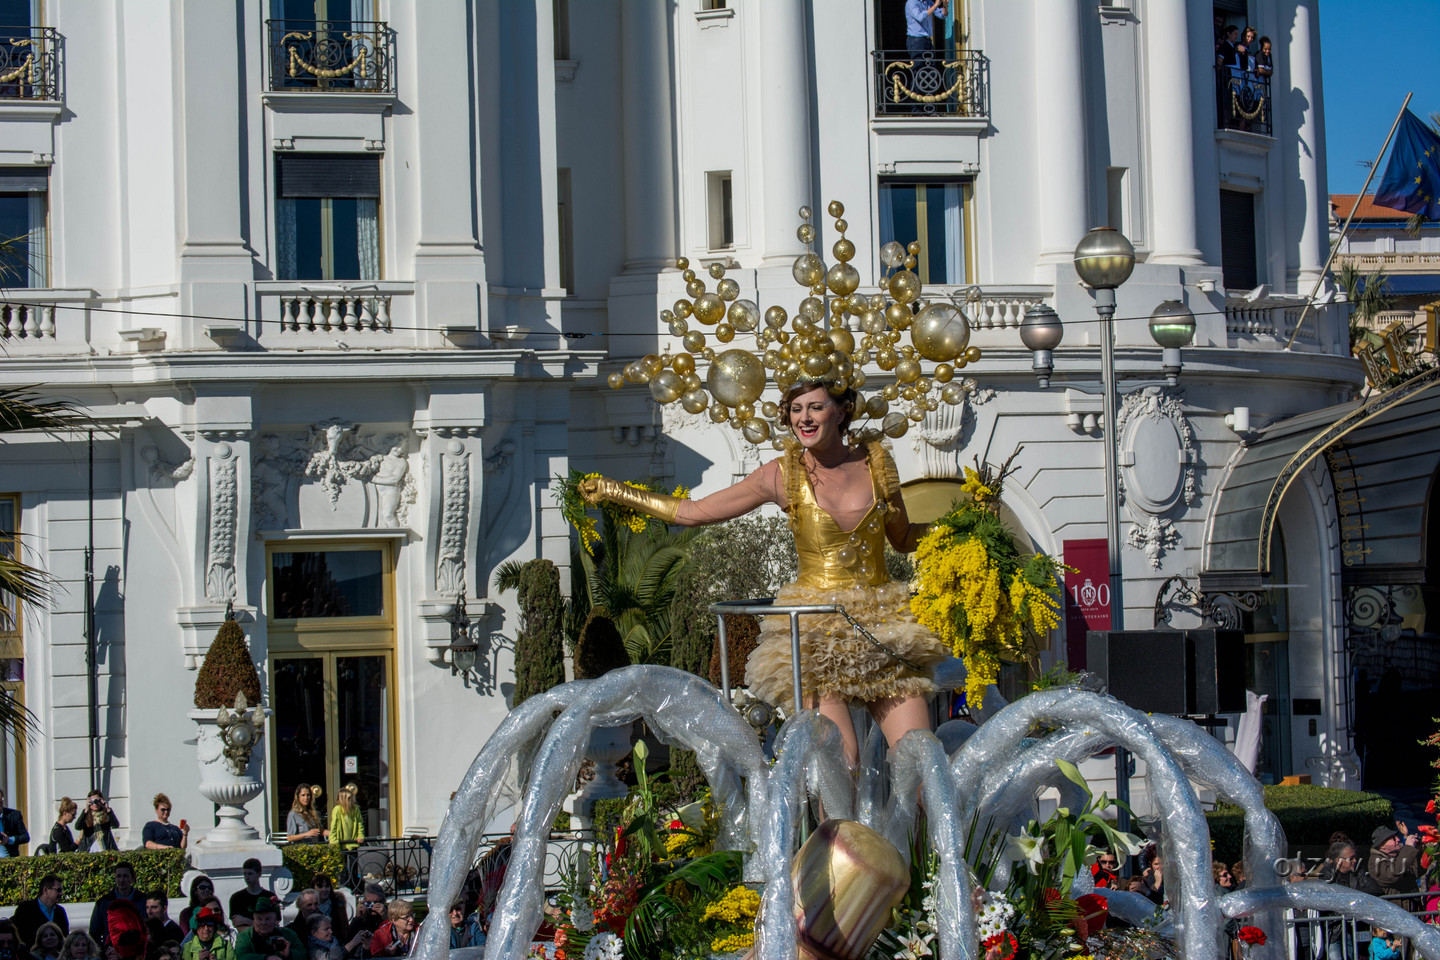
[190,612,269,843]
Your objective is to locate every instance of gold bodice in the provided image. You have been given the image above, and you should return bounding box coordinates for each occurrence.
[781,440,897,589]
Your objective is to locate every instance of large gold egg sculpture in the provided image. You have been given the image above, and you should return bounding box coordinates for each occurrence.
[909,302,971,362]
[707,348,766,407]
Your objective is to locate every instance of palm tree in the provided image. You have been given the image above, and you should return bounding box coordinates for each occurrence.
[1338,261,1395,353]
[576,515,700,666]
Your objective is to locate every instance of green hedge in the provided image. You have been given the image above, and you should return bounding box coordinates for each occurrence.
[281,844,346,890]
[0,849,186,906]
[1206,784,1393,863]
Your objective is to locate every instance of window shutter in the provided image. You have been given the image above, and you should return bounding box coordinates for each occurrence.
[276,154,380,198]
[1219,189,1257,291]
[0,169,48,193]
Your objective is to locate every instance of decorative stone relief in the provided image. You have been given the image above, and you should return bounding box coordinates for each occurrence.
[1115,387,1197,513]
[205,442,239,602]
[437,440,470,596]
[252,421,416,529]
[483,438,517,474]
[1126,515,1181,569]
[143,447,195,484]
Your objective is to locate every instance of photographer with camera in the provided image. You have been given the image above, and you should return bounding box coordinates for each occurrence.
[233,901,301,960]
[366,903,415,959]
[77,792,120,853]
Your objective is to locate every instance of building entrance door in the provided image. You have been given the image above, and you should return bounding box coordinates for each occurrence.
[271,652,394,838]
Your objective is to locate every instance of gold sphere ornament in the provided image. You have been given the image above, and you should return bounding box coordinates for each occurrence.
[733,402,756,421]
[907,241,921,256]
[764,305,788,328]
[763,349,780,369]
[964,345,983,363]
[827,200,845,218]
[888,270,921,304]
[693,292,726,325]
[940,382,964,405]
[876,349,898,371]
[826,262,861,297]
[715,322,736,343]
[607,372,625,390]
[673,353,696,375]
[681,388,709,414]
[827,327,856,354]
[675,256,690,270]
[623,360,648,383]
[882,383,900,401]
[707,348,766,407]
[802,352,833,377]
[708,262,726,280]
[903,255,918,271]
[682,372,702,392]
[649,370,685,404]
[882,412,909,438]
[728,299,759,332]
[832,237,856,263]
[798,297,825,322]
[811,283,826,297]
[682,330,706,352]
[934,362,954,383]
[861,311,886,335]
[686,279,705,298]
[850,368,867,388]
[793,253,825,287]
[742,417,771,445]
[708,404,729,424]
[761,400,779,418]
[799,205,812,220]
[867,395,889,418]
[668,319,688,337]
[880,241,906,268]
[673,299,693,319]
[682,269,696,283]
[716,277,741,301]
[700,346,716,360]
[834,218,848,234]
[797,223,816,244]
[885,302,914,330]
[642,354,664,378]
[909,302,972,362]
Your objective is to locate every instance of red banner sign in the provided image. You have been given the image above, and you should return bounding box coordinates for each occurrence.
[1063,538,1112,669]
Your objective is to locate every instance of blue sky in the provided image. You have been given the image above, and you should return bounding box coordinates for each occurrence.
[1321,0,1440,194]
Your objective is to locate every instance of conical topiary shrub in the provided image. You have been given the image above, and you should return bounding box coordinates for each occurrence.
[573,607,631,680]
[194,616,263,709]
[512,559,566,707]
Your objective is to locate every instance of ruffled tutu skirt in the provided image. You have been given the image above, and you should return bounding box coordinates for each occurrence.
[745,580,952,707]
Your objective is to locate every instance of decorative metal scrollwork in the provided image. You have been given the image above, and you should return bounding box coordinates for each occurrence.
[872,49,988,118]
[1153,574,1263,631]
[1344,584,1417,655]
[267,19,394,93]
[0,28,58,101]
[1217,66,1270,135]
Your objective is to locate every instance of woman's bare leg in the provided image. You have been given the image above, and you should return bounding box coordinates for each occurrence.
[807,693,860,766]
[869,693,933,749]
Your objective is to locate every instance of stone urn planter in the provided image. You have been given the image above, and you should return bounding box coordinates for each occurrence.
[190,694,271,843]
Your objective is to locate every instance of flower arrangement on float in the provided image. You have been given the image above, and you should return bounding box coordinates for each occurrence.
[910,448,1069,706]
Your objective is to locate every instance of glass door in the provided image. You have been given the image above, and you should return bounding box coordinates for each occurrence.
[271,651,394,837]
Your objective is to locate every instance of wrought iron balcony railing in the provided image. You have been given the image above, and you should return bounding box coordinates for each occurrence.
[267,19,394,93]
[872,49,987,118]
[1215,65,1272,136]
[0,26,59,101]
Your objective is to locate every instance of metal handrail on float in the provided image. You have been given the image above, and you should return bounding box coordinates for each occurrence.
[708,598,844,715]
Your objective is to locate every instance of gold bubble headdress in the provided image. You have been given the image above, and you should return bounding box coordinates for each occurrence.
[607,201,986,446]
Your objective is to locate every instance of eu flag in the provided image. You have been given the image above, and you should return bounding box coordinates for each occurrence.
[1375,108,1440,220]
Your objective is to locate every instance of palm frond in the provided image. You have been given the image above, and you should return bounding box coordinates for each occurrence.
[0,545,52,612]
[0,388,88,437]
[491,560,527,594]
[0,690,37,742]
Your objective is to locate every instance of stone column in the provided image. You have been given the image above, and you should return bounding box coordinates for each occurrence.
[758,0,813,266]
[1034,0,1089,265]
[1144,0,1203,264]
[413,0,488,338]
[1285,0,1328,290]
[620,0,677,272]
[175,2,252,344]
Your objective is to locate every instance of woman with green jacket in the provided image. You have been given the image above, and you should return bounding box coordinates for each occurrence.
[180,908,234,960]
[328,785,364,849]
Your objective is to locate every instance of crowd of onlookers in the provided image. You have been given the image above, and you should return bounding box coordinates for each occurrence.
[1214,18,1274,132]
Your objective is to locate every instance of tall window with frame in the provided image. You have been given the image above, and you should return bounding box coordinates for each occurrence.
[879,180,971,285]
[0,495,25,837]
[0,169,46,289]
[275,154,380,282]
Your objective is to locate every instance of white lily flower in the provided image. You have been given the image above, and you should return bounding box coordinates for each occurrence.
[1005,833,1047,874]
[893,931,935,960]
[1112,830,1145,857]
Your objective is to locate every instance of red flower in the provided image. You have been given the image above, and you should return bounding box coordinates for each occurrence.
[1076,894,1109,934]
[1238,926,1267,946]
[1419,824,1439,841]
[668,819,683,831]
[1426,798,1436,814]
[982,932,1018,960]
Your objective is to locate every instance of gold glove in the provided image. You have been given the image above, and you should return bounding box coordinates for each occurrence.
[578,476,683,524]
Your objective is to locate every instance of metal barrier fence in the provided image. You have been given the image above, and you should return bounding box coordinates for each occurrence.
[1279,892,1436,960]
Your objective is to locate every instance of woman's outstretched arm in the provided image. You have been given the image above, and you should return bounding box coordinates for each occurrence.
[581,459,785,527]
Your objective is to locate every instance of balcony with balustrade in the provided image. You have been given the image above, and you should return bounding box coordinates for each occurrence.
[0,26,59,102]
[266,19,394,94]
[253,282,417,349]
[870,49,988,120]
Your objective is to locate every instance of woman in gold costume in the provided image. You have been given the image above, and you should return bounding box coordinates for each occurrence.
[580,380,951,765]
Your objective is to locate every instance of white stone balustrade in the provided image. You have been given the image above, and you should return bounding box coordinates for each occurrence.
[256,282,414,345]
[0,301,56,339]
[1225,293,1315,343]
[279,292,390,332]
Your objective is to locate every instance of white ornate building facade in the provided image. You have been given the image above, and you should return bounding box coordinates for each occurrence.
[0,0,1402,844]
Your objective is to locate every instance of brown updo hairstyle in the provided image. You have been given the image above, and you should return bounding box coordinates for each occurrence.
[781,381,858,436]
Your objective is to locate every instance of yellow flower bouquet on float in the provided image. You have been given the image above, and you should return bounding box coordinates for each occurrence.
[910,448,1068,706]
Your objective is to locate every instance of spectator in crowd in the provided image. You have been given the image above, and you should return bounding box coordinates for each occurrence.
[0,924,22,960]
[77,791,120,852]
[145,893,184,957]
[284,893,318,944]
[1237,25,1258,70]
[1319,841,1380,960]
[0,789,30,857]
[326,788,361,851]
[367,903,415,958]
[1216,24,1240,66]
[447,902,484,950]
[285,786,326,845]
[1254,36,1273,78]
[90,864,148,948]
[1091,852,1120,889]
[13,876,69,946]
[49,800,77,855]
[1231,861,1247,889]
[142,796,188,851]
[233,899,301,960]
[304,915,367,960]
[227,861,275,930]
[348,887,387,938]
[179,908,231,960]
[1370,927,1402,960]
[1214,861,1236,895]
[903,0,947,58]
[308,878,347,944]
[1367,825,1421,896]
[60,933,99,960]
[179,902,225,950]
[155,943,180,960]
[30,923,65,960]
[177,879,215,935]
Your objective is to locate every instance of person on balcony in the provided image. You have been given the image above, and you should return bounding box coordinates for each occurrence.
[903,0,947,58]
[581,380,952,767]
[285,784,327,844]
[326,785,363,850]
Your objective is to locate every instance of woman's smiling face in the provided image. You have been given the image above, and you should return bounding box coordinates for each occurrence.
[786,385,847,451]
